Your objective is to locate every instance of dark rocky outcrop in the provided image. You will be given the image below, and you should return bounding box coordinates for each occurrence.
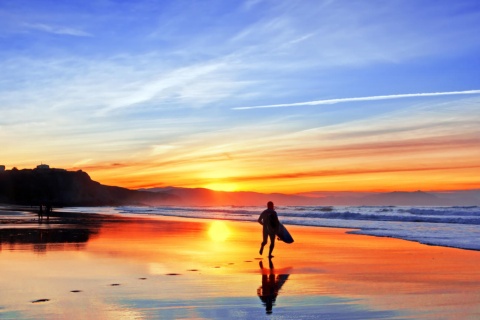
[0,168,178,206]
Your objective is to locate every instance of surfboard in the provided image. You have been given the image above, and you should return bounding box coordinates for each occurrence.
[277,223,294,244]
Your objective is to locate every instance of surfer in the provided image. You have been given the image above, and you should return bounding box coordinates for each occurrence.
[38,204,43,220]
[258,201,280,258]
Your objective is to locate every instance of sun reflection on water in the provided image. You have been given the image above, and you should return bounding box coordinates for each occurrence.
[208,221,231,242]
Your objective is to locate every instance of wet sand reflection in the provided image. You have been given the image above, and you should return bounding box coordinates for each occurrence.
[0,211,101,253]
[257,258,290,314]
[0,210,479,319]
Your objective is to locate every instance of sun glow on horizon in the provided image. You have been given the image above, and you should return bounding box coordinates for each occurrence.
[203,182,239,192]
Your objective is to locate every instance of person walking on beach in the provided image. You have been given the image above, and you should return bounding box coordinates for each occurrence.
[45,203,52,221]
[258,201,280,258]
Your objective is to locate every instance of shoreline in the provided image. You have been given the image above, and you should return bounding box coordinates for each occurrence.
[2,204,478,253]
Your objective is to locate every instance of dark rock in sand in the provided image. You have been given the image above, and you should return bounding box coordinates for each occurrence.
[32,299,50,303]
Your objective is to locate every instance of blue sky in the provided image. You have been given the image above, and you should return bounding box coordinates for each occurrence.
[1,0,480,192]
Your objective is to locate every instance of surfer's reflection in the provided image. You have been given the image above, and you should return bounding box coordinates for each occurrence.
[257,258,290,314]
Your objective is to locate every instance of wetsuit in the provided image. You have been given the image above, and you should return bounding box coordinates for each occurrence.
[258,209,280,256]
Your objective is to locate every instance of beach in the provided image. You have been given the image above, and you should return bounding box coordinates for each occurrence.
[1,207,480,319]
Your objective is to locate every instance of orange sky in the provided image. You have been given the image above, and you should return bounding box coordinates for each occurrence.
[55,107,479,193]
[3,108,479,193]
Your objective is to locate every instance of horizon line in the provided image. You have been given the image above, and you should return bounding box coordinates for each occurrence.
[233,89,480,110]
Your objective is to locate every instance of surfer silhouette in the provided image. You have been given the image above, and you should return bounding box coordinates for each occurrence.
[257,259,289,314]
[258,201,280,258]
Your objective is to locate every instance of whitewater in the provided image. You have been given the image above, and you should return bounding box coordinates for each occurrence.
[62,205,480,251]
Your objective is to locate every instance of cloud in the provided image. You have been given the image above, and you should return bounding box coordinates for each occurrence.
[24,23,92,37]
[285,33,315,46]
[233,90,480,110]
[0,53,248,124]
[96,59,241,114]
[225,1,480,76]
[221,164,480,184]
[151,145,179,156]
[243,0,264,11]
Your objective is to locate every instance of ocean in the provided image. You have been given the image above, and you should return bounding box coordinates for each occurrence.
[61,205,480,251]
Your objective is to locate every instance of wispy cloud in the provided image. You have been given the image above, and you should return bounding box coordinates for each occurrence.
[98,60,238,114]
[24,23,92,37]
[216,164,480,184]
[0,53,248,123]
[233,90,480,110]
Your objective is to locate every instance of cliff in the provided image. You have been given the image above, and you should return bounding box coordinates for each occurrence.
[0,168,177,206]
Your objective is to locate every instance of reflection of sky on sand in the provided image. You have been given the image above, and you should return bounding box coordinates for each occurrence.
[0,215,479,319]
[0,227,97,253]
[0,210,101,254]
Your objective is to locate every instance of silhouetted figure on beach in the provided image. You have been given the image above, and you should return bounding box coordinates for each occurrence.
[45,203,52,221]
[258,201,280,258]
[37,203,52,222]
[257,259,289,314]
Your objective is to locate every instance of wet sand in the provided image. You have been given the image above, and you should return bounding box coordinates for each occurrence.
[1,206,480,319]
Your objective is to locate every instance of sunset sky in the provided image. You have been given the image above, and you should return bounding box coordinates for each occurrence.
[1,0,479,193]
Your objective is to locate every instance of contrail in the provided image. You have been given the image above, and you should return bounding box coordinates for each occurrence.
[233,89,480,110]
